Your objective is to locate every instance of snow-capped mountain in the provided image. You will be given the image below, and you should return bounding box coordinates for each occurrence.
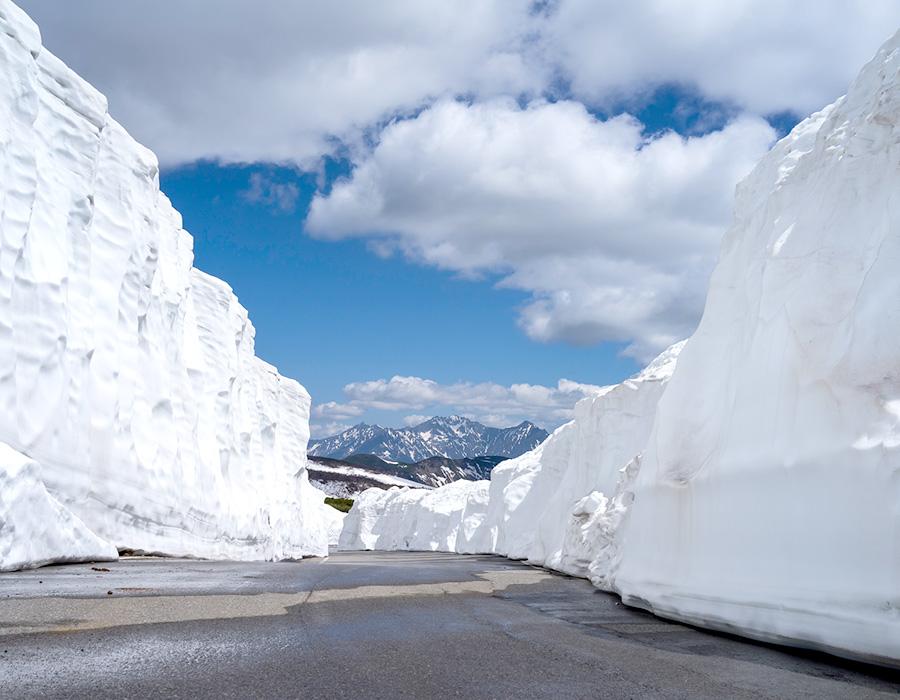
[309,416,548,462]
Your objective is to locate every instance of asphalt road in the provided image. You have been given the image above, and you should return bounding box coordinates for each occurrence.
[0,551,896,699]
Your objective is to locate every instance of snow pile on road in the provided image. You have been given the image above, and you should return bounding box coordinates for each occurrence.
[614,30,900,664]
[0,442,118,571]
[341,479,491,552]
[340,341,682,572]
[0,2,331,570]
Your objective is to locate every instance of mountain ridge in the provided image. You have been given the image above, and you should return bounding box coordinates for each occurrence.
[309,415,548,462]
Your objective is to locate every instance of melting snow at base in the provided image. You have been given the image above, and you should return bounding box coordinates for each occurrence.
[0,1,337,570]
[341,30,900,665]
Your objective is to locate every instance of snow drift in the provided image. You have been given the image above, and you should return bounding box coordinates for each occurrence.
[341,31,900,664]
[614,30,900,665]
[0,442,117,571]
[0,1,331,569]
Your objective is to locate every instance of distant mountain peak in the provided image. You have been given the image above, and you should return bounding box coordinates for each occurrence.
[309,415,549,463]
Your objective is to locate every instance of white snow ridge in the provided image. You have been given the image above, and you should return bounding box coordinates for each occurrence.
[341,30,900,665]
[0,2,332,569]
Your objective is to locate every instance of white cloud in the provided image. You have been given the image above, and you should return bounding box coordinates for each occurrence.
[309,420,355,440]
[402,415,432,427]
[241,173,300,212]
[17,1,900,167]
[314,374,608,429]
[312,401,364,420]
[18,0,542,167]
[18,1,900,360]
[307,99,775,358]
[545,1,900,116]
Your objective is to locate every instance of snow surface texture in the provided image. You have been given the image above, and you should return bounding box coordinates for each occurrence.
[342,31,900,664]
[0,442,117,571]
[341,479,491,553]
[0,2,331,569]
[321,504,346,548]
[339,342,683,576]
[614,30,900,665]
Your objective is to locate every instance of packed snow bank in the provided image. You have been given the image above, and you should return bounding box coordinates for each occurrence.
[0,443,118,571]
[340,480,491,552]
[339,342,683,572]
[0,2,331,569]
[487,343,682,578]
[613,31,900,665]
[340,32,900,664]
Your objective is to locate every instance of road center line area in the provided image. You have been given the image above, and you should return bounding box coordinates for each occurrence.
[0,552,897,699]
[0,567,552,636]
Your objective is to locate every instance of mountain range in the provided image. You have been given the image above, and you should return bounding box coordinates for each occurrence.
[308,416,548,463]
[308,453,508,493]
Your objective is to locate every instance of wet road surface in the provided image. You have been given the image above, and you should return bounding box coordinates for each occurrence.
[0,551,897,699]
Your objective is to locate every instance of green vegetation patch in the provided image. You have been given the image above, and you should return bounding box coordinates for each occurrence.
[325,497,354,513]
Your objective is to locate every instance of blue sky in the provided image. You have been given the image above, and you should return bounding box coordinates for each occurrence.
[161,90,798,435]
[19,0,898,436]
[161,160,642,433]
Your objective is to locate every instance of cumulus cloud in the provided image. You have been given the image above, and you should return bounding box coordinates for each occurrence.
[309,420,355,440]
[543,0,900,116]
[314,374,608,430]
[19,0,542,166]
[307,99,775,358]
[19,0,900,360]
[18,1,900,166]
[312,401,364,420]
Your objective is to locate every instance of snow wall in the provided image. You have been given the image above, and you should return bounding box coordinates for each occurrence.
[0,1,331,569]
[341,31,900,665]
[339,341,683,586]
[614,29,900,666]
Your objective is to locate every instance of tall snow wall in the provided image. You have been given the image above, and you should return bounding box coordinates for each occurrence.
[341,31,900,665]
[0,1,330,567]
[613,31,900,665]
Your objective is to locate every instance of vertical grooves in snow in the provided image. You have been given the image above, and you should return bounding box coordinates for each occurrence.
[0,1,330,568]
